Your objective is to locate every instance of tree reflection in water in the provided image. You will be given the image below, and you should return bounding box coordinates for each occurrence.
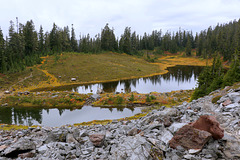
[0,107,42,126]
[90,65,204,93]
[0,106,140,126]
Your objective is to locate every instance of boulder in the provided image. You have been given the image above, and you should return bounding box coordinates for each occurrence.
[169,125,212,149]
[3,139,36,157]
[89,134,105,147]
[190,115,224,139]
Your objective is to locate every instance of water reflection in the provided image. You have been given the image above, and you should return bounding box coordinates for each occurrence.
[73,65,204,94]
[0,65,204,127]
[0,106,141,127]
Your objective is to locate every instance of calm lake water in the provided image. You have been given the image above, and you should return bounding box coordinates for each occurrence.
[72,65,203,94]
[0,65,204,127]
[0,106,141,127]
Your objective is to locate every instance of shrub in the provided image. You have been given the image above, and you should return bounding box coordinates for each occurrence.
[75,97,83,102]
[116,96,124,104]
[129,94,134,102]
[150,95,156,100]
[146,95,151,102]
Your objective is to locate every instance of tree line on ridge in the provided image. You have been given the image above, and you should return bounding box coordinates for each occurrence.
[0,18,240,74]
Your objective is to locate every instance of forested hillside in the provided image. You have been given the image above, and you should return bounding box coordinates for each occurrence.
[0,18,240,73]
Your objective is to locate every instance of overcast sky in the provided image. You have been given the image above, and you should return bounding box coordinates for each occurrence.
[0,0,240,38]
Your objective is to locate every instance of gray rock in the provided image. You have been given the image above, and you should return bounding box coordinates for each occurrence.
[3,138,36,156]
[184,154,195,159]
[188,149,201,154]
[168,122,187,134]
[110,134,152,160]
[45,129,68,143]
[159,129,173,144]
[224,103,239,111]
[38,144,48,154]
[223,139,240,159]
[66,133,78,143]
[147,138,168,151]
[228,92,240,103]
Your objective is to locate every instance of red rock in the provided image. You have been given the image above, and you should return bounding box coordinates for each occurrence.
[190,115,224,139]
[169,125,211,149]
[18,152,35,158]
[222,99,232,106]
[89,134,105,147]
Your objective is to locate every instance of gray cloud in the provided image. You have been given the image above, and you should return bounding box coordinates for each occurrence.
[0,0,239,38]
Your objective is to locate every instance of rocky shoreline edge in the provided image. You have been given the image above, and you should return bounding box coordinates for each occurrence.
[0,85,240,160]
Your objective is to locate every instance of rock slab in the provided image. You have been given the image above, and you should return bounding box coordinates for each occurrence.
[169,125,212,149]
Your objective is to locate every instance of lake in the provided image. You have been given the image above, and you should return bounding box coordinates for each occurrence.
[0,65,204,127]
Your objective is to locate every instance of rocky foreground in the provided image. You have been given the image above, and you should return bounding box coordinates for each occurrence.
[0,86,240,160]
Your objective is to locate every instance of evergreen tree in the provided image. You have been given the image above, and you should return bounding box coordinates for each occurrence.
[101,23,117,51]
[70,24,78,52]
[0,28,6,73]
[222,49,240,86]
[49,23,62,53]
[185,35,192,56]
[38,25,44,53]
[23,20,38,56]
[121,27,131,54]
[191,54,223,100]
[44,32,50,55]
[61,26,71,52]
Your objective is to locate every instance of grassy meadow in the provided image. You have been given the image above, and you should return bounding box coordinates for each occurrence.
[0,51,211,92]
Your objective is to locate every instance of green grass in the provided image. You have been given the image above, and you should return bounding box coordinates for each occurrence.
[43,52,162,83]
[0,67,48,91]
[0,91,89,108]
